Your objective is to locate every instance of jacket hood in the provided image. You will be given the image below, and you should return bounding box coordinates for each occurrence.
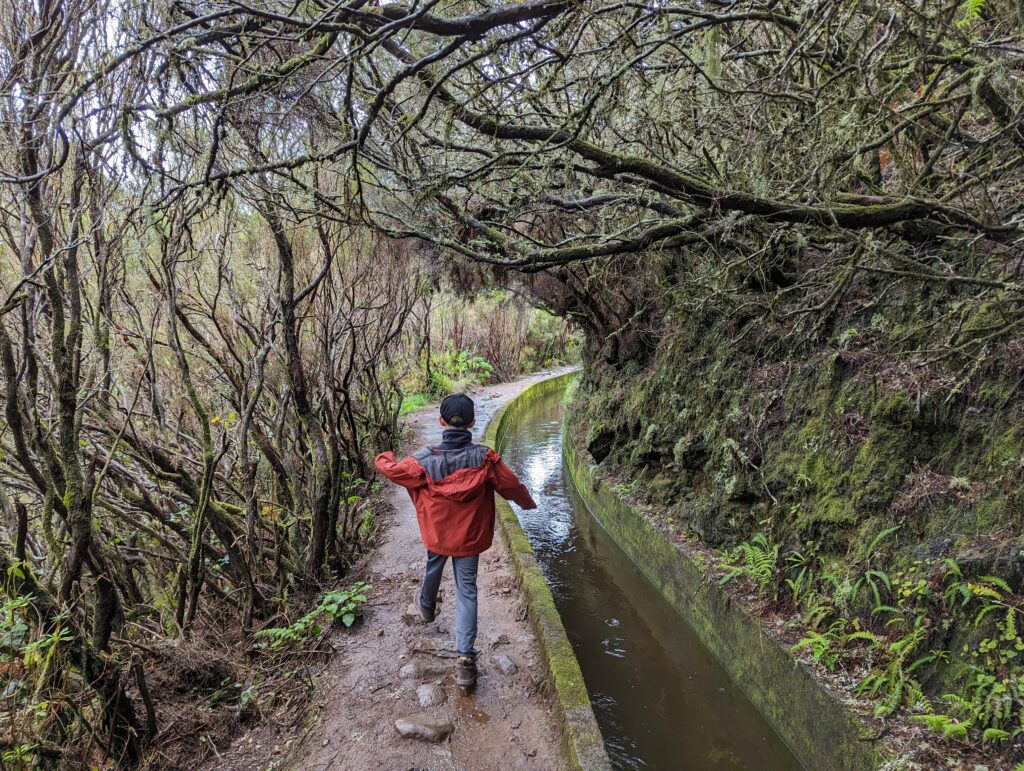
[426,452,496,502]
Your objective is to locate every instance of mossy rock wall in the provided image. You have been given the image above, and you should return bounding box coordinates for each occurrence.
[570,294,1024,581]
[483,371,610,771]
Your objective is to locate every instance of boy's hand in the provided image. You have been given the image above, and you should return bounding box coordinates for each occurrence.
[489,452,537,510]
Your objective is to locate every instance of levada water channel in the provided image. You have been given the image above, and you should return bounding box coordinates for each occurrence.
[497,388,803,770]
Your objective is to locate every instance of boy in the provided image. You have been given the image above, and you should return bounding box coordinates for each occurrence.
[374,392,537,687]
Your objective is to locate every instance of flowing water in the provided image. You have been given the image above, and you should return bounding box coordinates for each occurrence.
[498,393,803,770]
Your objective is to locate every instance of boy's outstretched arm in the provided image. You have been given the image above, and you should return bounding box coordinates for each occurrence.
[375,452,427,490]
[488,452,538,509]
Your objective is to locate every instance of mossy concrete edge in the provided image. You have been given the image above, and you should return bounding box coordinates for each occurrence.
[483,371,610,771]
[563,421,894,771]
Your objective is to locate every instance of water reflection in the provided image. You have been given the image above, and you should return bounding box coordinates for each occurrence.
[500,399,803,771]
[517,420,574,552]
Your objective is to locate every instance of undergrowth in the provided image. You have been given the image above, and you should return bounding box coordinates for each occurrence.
[718,532,779,597]
[0,578,373,768]
[717,527,1024,760]
[255,582,371,650]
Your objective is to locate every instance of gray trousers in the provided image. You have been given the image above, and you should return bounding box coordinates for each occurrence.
[419,550,479,657]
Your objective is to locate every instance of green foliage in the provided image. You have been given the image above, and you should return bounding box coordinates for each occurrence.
[718,533,779,597]
[401,290,579,401]
[2,744,36,764]
[784,544,818,610]
[255,582,370,650]
[931,565,1024,742]
[359,507,376,541]
[864,525,901,562]
[1,594,79,761]
[521,307,580,371]
[400,392,430,415]
[792,618,881,672]
[427,349,493,396]
[779,547,1024,746]
[956,0,986,27]
[910,712,971,739]
[856,621,935,718]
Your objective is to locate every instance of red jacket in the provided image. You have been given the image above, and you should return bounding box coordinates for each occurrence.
[375,444,537,557]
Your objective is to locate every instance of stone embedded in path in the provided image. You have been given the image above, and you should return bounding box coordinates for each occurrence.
[492,654,518,675]
[410,636,442,651]
[410,637,457,658]
[400,659,448,680]
[394,713,454,743]
[416,683,446,707]
[490,633,511,649]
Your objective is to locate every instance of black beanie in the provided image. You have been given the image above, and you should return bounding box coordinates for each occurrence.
[440,393,475,427]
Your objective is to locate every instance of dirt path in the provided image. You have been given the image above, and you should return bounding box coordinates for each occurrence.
[210,373,568,771]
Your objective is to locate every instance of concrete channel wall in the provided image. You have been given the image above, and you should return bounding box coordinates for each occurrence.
[557,384,892,771]
[483,371,611,770]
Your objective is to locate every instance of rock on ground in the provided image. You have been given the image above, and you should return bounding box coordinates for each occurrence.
[400,659,449,680]
[417,683,447,707]
[394,713,454,742]
[493,654,518,675]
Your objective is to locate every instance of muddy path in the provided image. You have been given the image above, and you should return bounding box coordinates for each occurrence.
[209,372,570,771]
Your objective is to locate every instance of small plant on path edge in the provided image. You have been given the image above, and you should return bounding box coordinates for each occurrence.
[256,582,371,650]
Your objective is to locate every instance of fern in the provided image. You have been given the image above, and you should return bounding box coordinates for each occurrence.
[717,533,779,597]
[792,628,842,671]
[871,604,901,617]
[803,601,835,630]
[910,713,948,732]
[846,630,882,648]
[974,602,1003,627]
[942,719,971,739]
[911,713,971,739]
[980,575,1013,595]
[864,526,900,563]
[983,727,1010,742]
[864,569,891,612]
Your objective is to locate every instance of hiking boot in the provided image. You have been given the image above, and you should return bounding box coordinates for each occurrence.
[414,592,436,623]
[455,655,477,688]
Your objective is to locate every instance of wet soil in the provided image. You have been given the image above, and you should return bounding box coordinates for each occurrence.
[206,373,569,771]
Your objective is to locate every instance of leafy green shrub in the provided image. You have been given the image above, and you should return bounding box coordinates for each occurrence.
[400,290,579,397]
[521,307,580,371]
[427,348,493,396]
[1,588,78,760]
[255,582,370,650]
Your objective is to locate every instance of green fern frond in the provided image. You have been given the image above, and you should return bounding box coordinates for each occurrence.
[983,727,1010,742]
[967,582,1004,601]
[979,575,1013,595]
[1004,607,1017,641]
[865,526,901,561]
